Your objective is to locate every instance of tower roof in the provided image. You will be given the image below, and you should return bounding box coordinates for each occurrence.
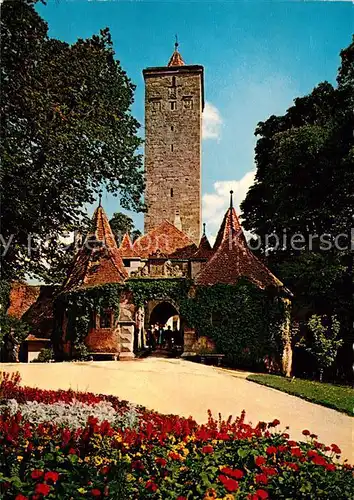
[133,219,195,258]
[168,39,185,67]
[195,192,283,289]
[62,204,127,292]
[193,224,214,259]
[119,233,139,259]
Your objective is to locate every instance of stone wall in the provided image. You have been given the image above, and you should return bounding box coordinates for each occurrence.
[144,66,203,244]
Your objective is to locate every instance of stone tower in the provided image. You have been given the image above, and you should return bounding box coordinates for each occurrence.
[143,42,204,243]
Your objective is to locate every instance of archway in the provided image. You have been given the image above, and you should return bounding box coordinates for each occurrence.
[146,301,183,354]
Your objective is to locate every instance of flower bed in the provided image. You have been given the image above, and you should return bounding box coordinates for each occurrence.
[0,373,353,499]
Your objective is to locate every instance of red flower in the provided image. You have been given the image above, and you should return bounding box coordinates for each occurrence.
[282,433,290,439]
[291,447,302,457]
[176,498,187,500]
[325,463,336,472]
[269,419,280,427]
[218,475,239,492]
[35,484,51,496]
[68,448,77,455]
[44,471,59,484]
[277,445,287,453]
[221,467,244,479]
[286,462,299,471]
[307,449,318,458]
[255,456,266,467]
[202,445,214,454]
[31,470,44,480]
[312,455,327,466]
[132,460,144,471]
[288,440,297,447]
[100,465,110,475]
[256,489,269,499]
[255,473,268,485]
[302,429,310,436]
[331,444,341,454]
[262,467,277,476]
[155,457,167,467]
[265,446,276,455]
[146,480,158,492]
[15,496,28,500]
[91,489,101,497]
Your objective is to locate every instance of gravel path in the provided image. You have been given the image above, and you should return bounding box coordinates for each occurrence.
[1,358,353,462]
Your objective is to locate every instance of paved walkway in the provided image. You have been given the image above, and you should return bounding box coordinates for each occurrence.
[1,358,353,462]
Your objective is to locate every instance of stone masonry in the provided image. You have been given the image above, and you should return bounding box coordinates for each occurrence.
[143,60,204,244]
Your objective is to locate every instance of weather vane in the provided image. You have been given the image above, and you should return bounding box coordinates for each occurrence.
[175,34,179,51]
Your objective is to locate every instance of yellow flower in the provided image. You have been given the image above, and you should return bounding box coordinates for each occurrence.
[204,488,217,499]
[84,456,90,463]
[141,444,147,450]
[77,488,87,494]
[17,456,23,462]
[126,474,135,482]
[93,456,103,466]
[223,496,235,500]
[135,452,142,457]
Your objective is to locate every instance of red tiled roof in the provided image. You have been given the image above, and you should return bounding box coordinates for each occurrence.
[168,50,185,67]
[120,233,140,259]
[193,233,214,260]
[195,205,283,289]
[133,220,194,258]
[213,206,244,251]
[8,283,57,340]
[8,282,40,318]
[62,205,127,292]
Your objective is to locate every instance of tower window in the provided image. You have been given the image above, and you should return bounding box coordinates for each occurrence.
[172,76,176,87]
[171,144,174,152]
[170,101,176,111]
[99,309,112,329]
[170,188,174,198]
[171,125,174,131]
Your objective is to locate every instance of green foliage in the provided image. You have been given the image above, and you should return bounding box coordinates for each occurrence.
[31,347,54,363]
[247,373,353,415]
[1,0,143,283]
[127,278,191,307]
[181,281,285,370]
[53,279,287,369]
[109,212,142,244]
[304,315,343,371]
[53,284,123,360]
[0,281,29,354]
[240,38,354,378]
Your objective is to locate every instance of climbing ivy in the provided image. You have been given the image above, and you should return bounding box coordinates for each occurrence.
[53,283,123,360]
[53,277,286,369]
[180,279,286,370]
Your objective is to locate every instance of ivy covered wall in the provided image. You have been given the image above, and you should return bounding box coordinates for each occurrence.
[53,278,288,370]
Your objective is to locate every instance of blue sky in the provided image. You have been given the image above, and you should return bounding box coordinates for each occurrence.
[37,0,352,240]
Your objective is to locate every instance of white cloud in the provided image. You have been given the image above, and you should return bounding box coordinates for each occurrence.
[202,102,222,141]
[202,169,256,244]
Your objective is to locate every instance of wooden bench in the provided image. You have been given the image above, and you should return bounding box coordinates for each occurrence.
[200,354,225,367]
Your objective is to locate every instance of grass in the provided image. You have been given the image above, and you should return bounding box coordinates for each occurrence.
[246,373,354,416]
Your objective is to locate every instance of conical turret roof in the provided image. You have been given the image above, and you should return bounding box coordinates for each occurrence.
[62,204,127,292]
[195,192,283,289]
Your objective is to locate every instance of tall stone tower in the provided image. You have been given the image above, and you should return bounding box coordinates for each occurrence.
[143,42,204,243]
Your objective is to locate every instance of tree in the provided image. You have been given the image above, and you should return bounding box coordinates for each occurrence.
[109,212,142,244]
[0,0,144,283]
[299,315,343,381]
[241,37,354,380]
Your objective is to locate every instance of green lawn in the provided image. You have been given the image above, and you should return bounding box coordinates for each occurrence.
[247,374,354,416]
